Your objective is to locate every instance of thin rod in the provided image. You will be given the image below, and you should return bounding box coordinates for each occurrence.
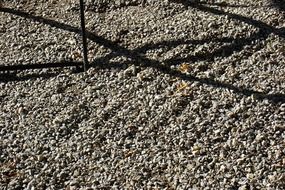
[79,0,89,71]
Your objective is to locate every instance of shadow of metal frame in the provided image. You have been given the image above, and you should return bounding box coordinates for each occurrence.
[0,0,89,73]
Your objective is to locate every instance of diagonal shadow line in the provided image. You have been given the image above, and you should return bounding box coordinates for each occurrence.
[163,30,269,65]
[1,7,285,103]
[271,0,285,12]
[0,7,127,54]
[271,0,285,19]
[177,1,285,38]
[91,57,285,103]
[199,2,251,8]
[135,1,278,65]
[0,7,82,34]
[136,36,238,53]
[199,1,272,8]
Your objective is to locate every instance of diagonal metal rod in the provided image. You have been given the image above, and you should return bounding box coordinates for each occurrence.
[79,0,89,71]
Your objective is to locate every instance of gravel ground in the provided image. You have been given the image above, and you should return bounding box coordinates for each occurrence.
[1,0,285,189]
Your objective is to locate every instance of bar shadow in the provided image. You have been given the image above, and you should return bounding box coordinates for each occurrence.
[0,71,59,82]
[271,0,285,12]
[161,30,267,66]
[1,6,285,103]
[175,0,285,37]
[198,1,273,8]
[0,61,83,82]
[199,2,250,8]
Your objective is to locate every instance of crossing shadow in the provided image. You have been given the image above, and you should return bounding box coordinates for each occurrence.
[0,4,285,103]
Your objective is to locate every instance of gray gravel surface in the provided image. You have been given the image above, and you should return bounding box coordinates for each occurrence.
[0,0,285,189]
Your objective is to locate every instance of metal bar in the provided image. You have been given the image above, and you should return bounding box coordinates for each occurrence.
[79,0,89,71]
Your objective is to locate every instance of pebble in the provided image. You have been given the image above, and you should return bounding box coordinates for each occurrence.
[0,0,285,189]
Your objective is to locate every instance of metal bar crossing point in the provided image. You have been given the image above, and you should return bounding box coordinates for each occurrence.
[79,0,89,71]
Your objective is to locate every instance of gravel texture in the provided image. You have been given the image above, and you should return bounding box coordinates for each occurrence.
[0,0,285,189]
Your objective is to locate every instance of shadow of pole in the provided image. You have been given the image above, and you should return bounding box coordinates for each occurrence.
[1,7,285,103]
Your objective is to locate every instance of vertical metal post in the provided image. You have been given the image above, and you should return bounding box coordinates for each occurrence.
[79,0,88,71]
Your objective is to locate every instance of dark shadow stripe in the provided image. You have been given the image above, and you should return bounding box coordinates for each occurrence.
[1,6,285,103]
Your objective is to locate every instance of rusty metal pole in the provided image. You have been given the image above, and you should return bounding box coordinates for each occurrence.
[79,0,88,71]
